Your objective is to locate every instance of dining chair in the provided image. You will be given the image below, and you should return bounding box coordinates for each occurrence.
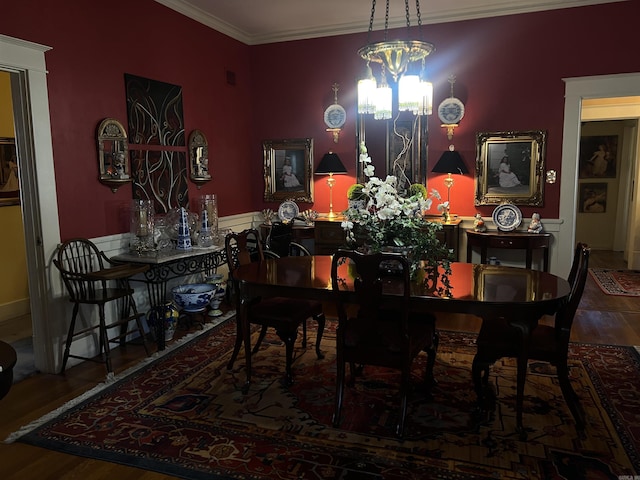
[330,249,439,437]
[225,229,325,386]
[264,221,311,257]
[53,238,151,374]
[471,243,590,439]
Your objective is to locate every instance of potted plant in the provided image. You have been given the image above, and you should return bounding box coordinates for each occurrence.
[341,142,453,292]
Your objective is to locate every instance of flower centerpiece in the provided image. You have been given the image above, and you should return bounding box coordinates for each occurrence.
[341,142,453,292]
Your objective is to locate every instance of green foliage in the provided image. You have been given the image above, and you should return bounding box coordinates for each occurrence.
[347,183,366,200]
[409,183,427,199]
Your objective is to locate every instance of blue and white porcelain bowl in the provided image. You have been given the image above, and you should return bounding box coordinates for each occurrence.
[171,283,216,312]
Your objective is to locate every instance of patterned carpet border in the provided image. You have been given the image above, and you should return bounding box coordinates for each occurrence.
[589,268,640,296]
[5,316,640,480]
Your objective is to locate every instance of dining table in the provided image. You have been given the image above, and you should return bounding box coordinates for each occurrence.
[231,255,572,434]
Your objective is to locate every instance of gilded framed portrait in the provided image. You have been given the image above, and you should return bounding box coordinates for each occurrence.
[475,130,546,206]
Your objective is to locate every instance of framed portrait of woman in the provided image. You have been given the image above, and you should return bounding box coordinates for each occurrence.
[474,130,546,206]
[263,138,313,202]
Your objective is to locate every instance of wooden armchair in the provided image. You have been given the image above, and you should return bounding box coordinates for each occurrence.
[53,238,151,374]
[225,229,325,386]
[330,249,439,437]
[471,243,590,439]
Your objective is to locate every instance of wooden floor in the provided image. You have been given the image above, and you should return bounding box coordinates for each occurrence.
[1,250,639,479]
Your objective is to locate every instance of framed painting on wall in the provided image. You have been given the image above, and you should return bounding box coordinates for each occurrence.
[263,138,313,203]
[578,135,618,179]
[474,130,546,206]
[579,182,607,213]
[0,138,19,206]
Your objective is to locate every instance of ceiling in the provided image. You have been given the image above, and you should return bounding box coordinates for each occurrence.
[154,0,623,45]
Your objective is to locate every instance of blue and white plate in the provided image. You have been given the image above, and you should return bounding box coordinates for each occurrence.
[492,203,522,232]
[278,200,299,222]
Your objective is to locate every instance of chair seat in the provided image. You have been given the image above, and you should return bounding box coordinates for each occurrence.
[250,297,322,327]
[476,319,558,361]
[72,287,135,305]
[344,312,436,357]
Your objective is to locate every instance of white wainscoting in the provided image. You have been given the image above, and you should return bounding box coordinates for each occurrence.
[48,211,258,374]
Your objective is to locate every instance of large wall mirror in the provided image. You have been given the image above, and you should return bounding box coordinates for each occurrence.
[356,112,428,195]
[97,118,131,192]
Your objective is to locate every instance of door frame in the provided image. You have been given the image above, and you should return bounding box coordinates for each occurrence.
[0,34,61,373]
[559,73,640,277]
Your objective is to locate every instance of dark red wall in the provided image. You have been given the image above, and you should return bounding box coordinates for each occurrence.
[250,1,640,220]
[2,0,640,239]
[2,0,253,239]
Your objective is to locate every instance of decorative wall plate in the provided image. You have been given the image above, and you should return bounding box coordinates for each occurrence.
[492,203,522,231]
[278,200,300,222]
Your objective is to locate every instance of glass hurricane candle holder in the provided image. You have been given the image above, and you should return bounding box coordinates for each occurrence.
[130,199,155,254]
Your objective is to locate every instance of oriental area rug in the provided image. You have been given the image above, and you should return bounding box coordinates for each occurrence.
[589,268,640,296]
[6,318,640,480]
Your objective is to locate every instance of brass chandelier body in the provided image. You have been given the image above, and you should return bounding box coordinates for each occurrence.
[358,0,434,81]
[358,0,435,118]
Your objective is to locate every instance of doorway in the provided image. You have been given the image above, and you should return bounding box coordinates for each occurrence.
[575,117,639,258]
[0,34,61,373]
[558,73,640,277]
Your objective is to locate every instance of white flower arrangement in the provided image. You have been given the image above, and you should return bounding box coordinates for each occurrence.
[341,142,453,280]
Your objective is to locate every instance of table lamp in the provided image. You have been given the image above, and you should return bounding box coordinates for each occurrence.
[431,147,468,222]
[315,152,347,218]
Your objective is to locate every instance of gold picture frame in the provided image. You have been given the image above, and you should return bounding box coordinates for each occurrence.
[475,130,546,206]
[263,138,313,203]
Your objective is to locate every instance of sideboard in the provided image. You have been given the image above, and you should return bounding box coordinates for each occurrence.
[465,229,551,271]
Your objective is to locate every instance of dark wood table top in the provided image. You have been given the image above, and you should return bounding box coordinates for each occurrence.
[233,256,571,317]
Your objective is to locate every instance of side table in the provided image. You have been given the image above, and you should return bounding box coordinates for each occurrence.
[466,229,551,271]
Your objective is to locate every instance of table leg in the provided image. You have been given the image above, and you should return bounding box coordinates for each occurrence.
[525,250,533,269]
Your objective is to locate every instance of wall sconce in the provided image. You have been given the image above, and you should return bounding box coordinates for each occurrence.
[324,83,346,143]
[189,129,211,188]
[97,118,132,193]
[315,152,347,218]
[437,75,465,141]
[431,146,468,222]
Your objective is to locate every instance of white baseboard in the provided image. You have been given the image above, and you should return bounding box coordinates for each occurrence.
[0,298,30,322]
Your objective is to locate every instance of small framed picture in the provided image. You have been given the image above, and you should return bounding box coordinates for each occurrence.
[578,135,618,179]
[579,182,607,213]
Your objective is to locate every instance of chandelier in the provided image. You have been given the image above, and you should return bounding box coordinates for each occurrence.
[357,0,434,119]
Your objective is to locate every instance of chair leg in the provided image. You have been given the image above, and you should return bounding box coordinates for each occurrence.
[556,361,586,435]
[302,319,307,348]
[314,313,326,359]
[424,330,439,387]
[333,360,346,427]
[275,326,298,385]
[127,293,151,357]
[60,303,79,374]
[98,305,113,374]
[471,355,494,411]
[252,325,268,354]
[227,316,244,370]
[396,367,410,437]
